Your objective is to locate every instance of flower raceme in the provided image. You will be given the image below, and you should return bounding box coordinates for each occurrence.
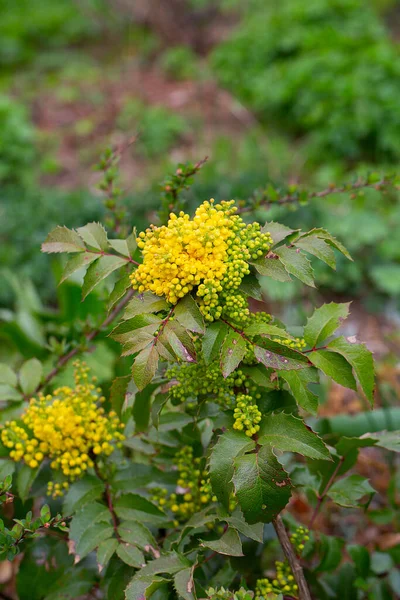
[130,199,272,322]
[1,363,125,497]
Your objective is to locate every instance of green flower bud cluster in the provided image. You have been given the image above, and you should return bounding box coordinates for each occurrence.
[272,337,307,351]
[233,393,262,437]
[151,446,217,522]
[221,290,250,325]
[290,526,310,554]
[207,587,254,600]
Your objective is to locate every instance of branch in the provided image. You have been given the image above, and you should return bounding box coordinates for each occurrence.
[273,515,312,600]
[240,175,395,213]
[26,289,135,400]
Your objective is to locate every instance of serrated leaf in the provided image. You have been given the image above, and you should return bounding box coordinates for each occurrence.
[224,509,264,543]
[115,494,167,524]
[70,503,110,549]
[117,543,145,567]
[202,322,228,365]
[75,523,114,560]
[364,431,400,453]
[220,330,247,378]
[122,332,158,357]
[82,255,127,299]
[295,235,336,269]
[327,474,375,507]
[239,274,263,300]
[111,314,161,344]
[17,464,39,502]
[348,544,370,578]
[241,365,275,389]
[110,376,130,416]
[174,566,196,600]
[275,246,315,287]
[258,413,330,460]
[0,364,17,387]
[304,302,350,348]
[118,520,157,550]
[63,476,104,514]
[60,252,98,283]
[251,257,292,282]
[262,222,296,245]
[42,226,85,254]
[315,535,344,572]
[308,349,357,390]
[77,222,109,250]
[244,322,293,339]
[160,321,197,363]
[128,553,189,579]
[174,295,205,334]
[233,446,291,524]
[132,345,159,391]
[125,575,167,600]
[254,343,308,371]
[279,368,319,415]
[327,336,375,404]
[302,228,352,261]
[201,528,243,557]
[109,239,130,257]
[209,431,255,510]
[107,273,132,311]
[124,292,169,319]
[335,436,377,456]
[133,383,159,432]
[19,358,42,395]
[97,538,118,569]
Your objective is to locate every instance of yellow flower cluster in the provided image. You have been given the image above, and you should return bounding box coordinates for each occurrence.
[131,199,272,321]
[151,446,217,522]
[233,393,262,437]
[1,363,125,497]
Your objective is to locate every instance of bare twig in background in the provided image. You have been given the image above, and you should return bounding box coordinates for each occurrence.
[273,515,312,600]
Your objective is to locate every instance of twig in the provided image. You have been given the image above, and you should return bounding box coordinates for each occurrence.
[94,462,121,542]
[273,515,312,600]
[309,456,344,529]
[25,289,135,400]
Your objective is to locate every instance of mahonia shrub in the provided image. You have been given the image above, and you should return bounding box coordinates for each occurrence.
[1,159,399,600]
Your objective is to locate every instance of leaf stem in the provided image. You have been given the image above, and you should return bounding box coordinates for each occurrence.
[272,515,312,600]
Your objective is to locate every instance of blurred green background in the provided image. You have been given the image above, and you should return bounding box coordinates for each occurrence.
[1,0,400,367]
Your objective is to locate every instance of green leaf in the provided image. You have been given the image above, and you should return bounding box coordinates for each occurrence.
[366,431,400,453]
[201,528,243,557]
[109,239,130,257]
[75,523,114,560]
[82,255,127,299]
[160,322,197,363]
[244,322,292,339]
[254,343,308,371]
[0,385,23,401]
[308,349,357,391]
[63,476,104,514]
[174,566,196,600]
[107,273,132,312]
[239,274,263,300]
[209,431,255,510]
[19,358,42,395]
[224,509,264,543]
[371,552,393,575]
[174,294,205,334]
[69,503,110,548]
[294,234,336,269]
[233,446,291,523]
[117,543,145,567]
[126,229,138,256]
[124,292,169,319]
[60,252,99,284]
[328,474,375,507]
[125,575,168,600]
[42,226,85,254]
[0,364,17,387]
[97,538,118,569]
[304,302,350,347]
[241,365,275,389]
[348,544,370,578]
[315,535,344,572]
[132,345,159,391]
[302,228,352,261]
[278,369,319,415]
[251,257,292,282]
[133,384,159,432]
[111,314,161,344]
[77,222,109,250]
[127,553,189,579]
[110,375,130,416]
[262,222,296,245]
[327,337,375,404]
[275,246,315,287]
[118,520,157,550]
[220,329,247,378]
[202,322,228,365]
[258,413,330,460]
[115,494,167,524]
[17,464,39,502]
[335,436,377,456]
